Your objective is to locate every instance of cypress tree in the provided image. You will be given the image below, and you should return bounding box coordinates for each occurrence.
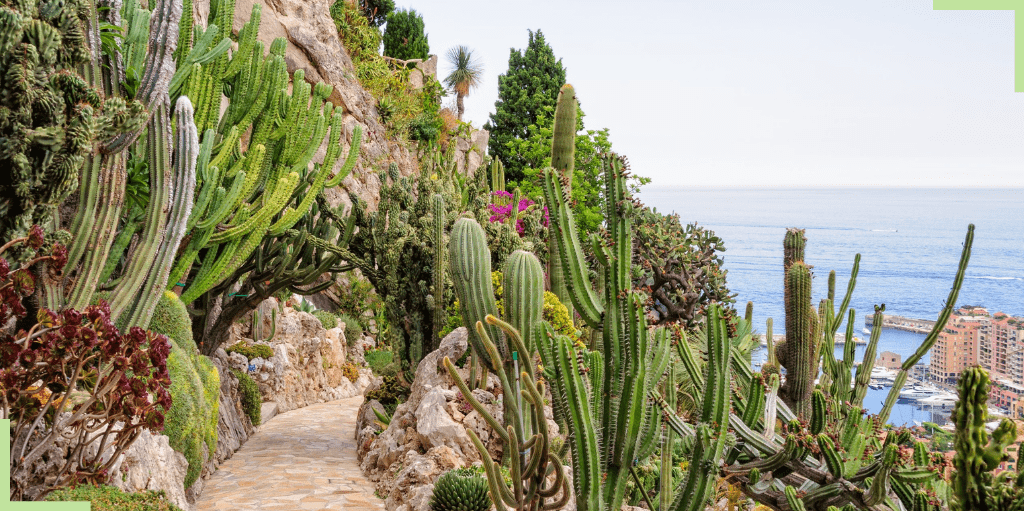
[383,8,429,61]
[484,29,566,182]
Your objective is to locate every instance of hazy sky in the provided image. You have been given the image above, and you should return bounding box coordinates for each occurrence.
[407,0,1024,187]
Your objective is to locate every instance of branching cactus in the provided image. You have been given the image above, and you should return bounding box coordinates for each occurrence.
[952,366,1024,511]
[651,225,975,511]
[537,152,673,511]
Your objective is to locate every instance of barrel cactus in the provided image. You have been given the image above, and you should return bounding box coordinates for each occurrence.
[430,468,491,511]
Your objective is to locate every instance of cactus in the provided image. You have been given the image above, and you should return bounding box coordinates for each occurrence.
[0,0,147,249]
[444,315,570,511]
[431,468,492,511]
[536,152,673,511]
[431,194,449,342]
[649,225,975,511]
[546,84,577,322]
[951,366,1024,511]
[776,255,819,418]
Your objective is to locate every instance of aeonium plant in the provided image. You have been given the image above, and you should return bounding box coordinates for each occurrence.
[0,226,173,501]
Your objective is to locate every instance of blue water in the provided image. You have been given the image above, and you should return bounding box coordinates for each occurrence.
[638,187,1024,425]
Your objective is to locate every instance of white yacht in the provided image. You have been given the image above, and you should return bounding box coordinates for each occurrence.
[899,383,941,400]
[870,366,897,381]
[863,328,872,335]
[918,392,958,407]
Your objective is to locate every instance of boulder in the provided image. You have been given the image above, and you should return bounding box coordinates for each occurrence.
[109,430,191,511]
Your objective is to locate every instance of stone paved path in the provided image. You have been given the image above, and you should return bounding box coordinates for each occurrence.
[196,397,385,511]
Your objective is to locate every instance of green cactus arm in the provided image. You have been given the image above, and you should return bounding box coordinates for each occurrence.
[207,171,298,243]
[541,167,603,328]
[503,250,545,357]
[120,97,199,329]
[829,254,860,338]
[168,22,231,98]
[324,124,362,188]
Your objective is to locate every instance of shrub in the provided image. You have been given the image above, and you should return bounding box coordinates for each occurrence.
[163,339,219,488]
[225,342,274,361]
[2,227,173,500]
[312,309,338,330]
[408,111,442,143]
[149,290,195,350]
[231,369,262,427]
[382,8,429,61]
[364,348,394,376]
[331,0,383,62]
[45,485,183,511]
[336,313,364,345]
[366,375,406,407]
[342,362,360,383]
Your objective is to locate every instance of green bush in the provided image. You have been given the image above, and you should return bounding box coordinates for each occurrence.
[148,291,195,350]
[225,342,274,361]
[312,310,338,330]
[231,369,262,427]
[383,8,429,61]
[364,348,394,376]
[366,375,406,407]
[46,485,183,511]
[336,313,364,345]
[164,339,219,488]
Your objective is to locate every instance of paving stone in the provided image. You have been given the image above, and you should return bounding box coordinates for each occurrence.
[195,397,385,511]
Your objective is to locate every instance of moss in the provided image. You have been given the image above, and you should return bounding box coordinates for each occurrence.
[225,342,274,360]
[163,339,219,488]
[231,369,262,427]
[312,310,338,330]
[149,291,195,351]
[46,485,183,511]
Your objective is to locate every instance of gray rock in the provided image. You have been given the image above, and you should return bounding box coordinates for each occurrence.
[110,430,191,511]
[261,401,280,424]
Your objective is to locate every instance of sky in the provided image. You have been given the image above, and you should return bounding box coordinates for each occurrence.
[404,0,1024,187]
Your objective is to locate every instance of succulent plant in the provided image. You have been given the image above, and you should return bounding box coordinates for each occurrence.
[430,468,492,511]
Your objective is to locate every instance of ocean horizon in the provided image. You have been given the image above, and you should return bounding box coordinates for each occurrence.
[637,186,1023,426]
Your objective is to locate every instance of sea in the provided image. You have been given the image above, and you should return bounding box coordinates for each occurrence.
[638,187,1024,426]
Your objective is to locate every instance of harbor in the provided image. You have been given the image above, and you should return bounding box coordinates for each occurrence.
[865,313,936,335]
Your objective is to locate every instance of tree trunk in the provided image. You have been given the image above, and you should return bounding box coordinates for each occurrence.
[456,93,465,121]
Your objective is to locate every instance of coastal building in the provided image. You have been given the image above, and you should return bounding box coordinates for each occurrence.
[990,313,1024,385]
[930,314,982,385]
[877,351,901,370]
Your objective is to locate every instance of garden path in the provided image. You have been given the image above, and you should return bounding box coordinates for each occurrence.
[195,397,384,511]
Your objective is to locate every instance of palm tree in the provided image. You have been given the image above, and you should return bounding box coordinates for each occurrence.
[443,45,483,121]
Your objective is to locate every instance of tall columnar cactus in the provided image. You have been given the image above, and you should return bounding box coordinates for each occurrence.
[538,152,672,511]
[652,225,975,511]
[952,366,1024,511]
[546,83,577,322]
[490,158,506,202]
[431,194,449,343]
[446,238,567,510]
[776,255,819,418]
[33,0,205,336]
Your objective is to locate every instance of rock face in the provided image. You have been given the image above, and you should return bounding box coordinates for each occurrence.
[109,431,191,511]
[225,305,374,413]
[193,0,420,212]
[358,328,560,511]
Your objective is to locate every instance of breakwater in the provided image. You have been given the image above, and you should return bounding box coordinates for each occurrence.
[865,314,936,334]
